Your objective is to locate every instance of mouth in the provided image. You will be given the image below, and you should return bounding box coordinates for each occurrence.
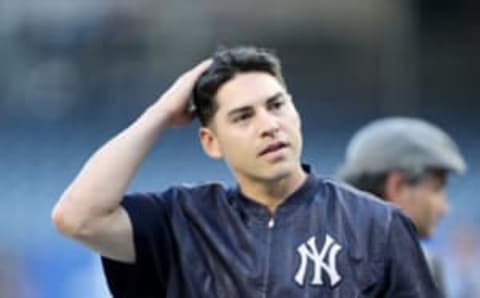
[258,142,289,157]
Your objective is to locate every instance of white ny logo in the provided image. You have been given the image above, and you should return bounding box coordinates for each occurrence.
[294,234,342,287]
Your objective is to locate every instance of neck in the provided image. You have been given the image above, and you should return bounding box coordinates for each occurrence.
[236,165,307,214]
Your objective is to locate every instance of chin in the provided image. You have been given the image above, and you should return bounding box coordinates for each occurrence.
[264,163,297,181]
[235,159,300,183]
[269,170,292,182]
[418,228,434,239]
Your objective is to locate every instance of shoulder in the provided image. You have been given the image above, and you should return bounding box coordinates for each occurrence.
[123,181,232,212]
[312,178,417,277]
[311,177,406,250]
[316,177,397,223]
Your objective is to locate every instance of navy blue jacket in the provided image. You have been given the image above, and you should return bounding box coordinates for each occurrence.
[102,170,440,297]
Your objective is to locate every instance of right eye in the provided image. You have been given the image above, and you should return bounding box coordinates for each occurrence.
[233,113,252,123]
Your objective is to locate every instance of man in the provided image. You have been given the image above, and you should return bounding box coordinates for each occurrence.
[52,47,439,297]
[338,117,467,297]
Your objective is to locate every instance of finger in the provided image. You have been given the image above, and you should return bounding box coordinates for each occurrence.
[192,59,213,74]
[160,59,213,104]
[185,59,213,79]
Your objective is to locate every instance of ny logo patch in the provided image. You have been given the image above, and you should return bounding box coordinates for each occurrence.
[294,234,342,287]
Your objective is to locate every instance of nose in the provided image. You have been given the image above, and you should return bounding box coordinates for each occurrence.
[257,109,279,137]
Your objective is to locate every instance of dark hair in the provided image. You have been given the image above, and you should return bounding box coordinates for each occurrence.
[343,173,389,198]
[193,46,286,126]
[344,168,441,199]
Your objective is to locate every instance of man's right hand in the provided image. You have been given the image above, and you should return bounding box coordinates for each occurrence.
[156,59,212,128]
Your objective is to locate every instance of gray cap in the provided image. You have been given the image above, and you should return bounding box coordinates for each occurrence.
[338,117,467,179]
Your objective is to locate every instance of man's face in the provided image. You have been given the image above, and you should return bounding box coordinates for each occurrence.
[402,170,449,238]
[200,71,303,184]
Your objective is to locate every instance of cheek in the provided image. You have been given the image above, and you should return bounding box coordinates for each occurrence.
[409,189,430,215]
[289,109,301,126]
[218,133,252,159]
[419,193,439,220]
[284,112,302,136]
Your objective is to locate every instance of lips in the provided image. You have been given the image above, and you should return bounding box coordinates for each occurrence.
[258,142,289,157]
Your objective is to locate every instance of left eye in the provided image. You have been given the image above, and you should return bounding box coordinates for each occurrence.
[270,101,284,110]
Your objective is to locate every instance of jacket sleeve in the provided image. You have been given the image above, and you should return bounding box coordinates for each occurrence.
[379,210,443,297]
[101,191,174,297]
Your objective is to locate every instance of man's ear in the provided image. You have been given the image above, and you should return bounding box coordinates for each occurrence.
[384,171,409,204]
[199,127,223,159]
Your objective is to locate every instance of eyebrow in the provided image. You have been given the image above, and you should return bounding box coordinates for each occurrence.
[226,91,285,118]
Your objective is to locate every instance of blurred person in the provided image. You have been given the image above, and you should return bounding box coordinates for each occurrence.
[52,46,439,297]
[338,117,467,297]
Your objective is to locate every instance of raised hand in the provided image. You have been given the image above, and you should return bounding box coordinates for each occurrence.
[156,59,212,127]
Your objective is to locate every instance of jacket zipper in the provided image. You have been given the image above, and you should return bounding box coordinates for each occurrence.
[262,217,275,298]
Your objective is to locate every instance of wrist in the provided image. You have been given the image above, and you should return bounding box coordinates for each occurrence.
[147,101,174,122]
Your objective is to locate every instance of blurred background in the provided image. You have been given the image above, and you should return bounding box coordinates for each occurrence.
[0,0,479,297]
